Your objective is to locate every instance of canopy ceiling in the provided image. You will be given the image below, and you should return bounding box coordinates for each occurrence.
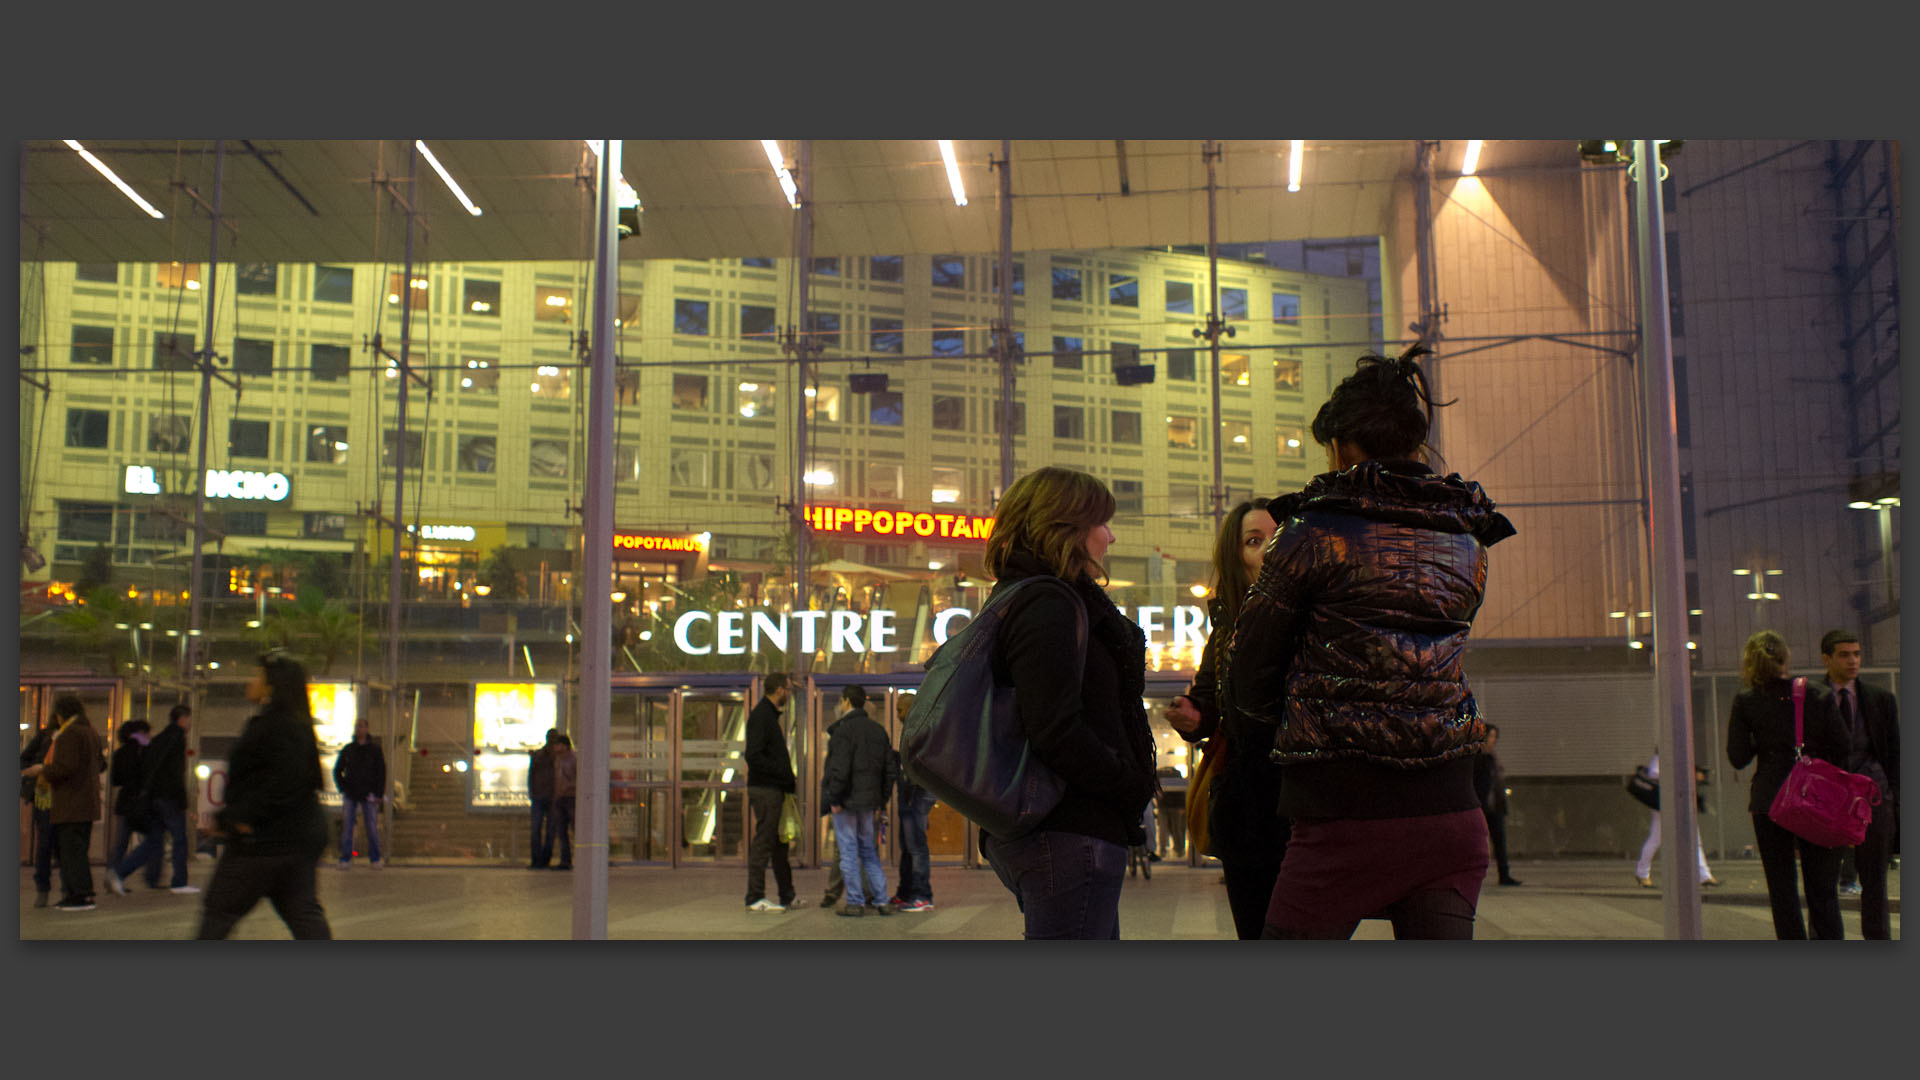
[19,139,1578,265]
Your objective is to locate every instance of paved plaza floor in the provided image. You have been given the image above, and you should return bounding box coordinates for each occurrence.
[18,854,1900,940]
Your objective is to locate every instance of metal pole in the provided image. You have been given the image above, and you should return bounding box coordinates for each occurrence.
[573,139,619,940]
[1411,140,1444,456]
[996,139,1016,495]
[386,145,418,867]
[1632,140,1702,939]
[790,141,814,858]
[1203,140,1225,529]
[184,141,224,835]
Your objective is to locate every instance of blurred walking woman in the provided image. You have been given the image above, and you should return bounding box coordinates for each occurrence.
[1232,345,1515,939]
[982,466,1158,939]
[197,652,332,939]
[1165,498,1292,939]
[1726,630,1846,939]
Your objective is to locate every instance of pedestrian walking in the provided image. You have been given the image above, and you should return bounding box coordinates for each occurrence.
[1474,723,1522,887]
[1629,751,1717,889]
[1233,345,1517,939]
[106,718,155,883]
[195,652,332,939]
[978,466,1157,939]
[108,703,200,895]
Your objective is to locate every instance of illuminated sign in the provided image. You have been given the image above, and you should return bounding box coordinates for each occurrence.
[124,464,291,502]
[669,604,1208,656]
[411,524,477,542]
[471,682,562,808]
[308,681,359,808]
[613,531,710,554]
[803,505,995,543]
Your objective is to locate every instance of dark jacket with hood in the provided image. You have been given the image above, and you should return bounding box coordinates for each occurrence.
[218,705,328,857]
[1728,677,1847,815]
[989,549,1158,848]
[820,707,897,812]
[1231,460,1516,821]
[111,735,147,816]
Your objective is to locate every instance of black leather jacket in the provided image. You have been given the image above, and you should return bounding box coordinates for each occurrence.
[820,708,898,813]
[1231,460,1515,819]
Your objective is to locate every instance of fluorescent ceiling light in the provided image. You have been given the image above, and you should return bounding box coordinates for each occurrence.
[1288,140,1303,192]
[415,140,483,216]
[761,140,799,208]
[1461,139,1483,176]
[938,140,967,206]
[64,140,164,219]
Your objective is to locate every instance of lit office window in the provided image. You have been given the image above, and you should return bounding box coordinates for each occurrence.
[805,384,841,422]
[1275,356,1303,392]
[459,357,498,393]
[529,364,572,400]
[1222,353,1251,387]
[307,425,349,464]
[1223,420,1251,454]
[1277,425,1306,459]
[386,271,429,309]
[536,286,575,324]
[736,380,775,420]
[157,261,201,290]
[1168,415,1200,449]
[464,278,501,316]
[931,467,963,505]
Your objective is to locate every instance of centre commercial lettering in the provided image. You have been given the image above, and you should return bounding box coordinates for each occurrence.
[671,603,1210,656]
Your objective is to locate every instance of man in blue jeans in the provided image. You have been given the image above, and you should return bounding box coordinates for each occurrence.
[333,719,388,869]
[887,691,937,913]
[821,685,898,917]
[107,703,200,896]
[527,729,560,869]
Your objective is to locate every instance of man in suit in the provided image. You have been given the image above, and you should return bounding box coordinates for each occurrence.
[1821,629,1899,940]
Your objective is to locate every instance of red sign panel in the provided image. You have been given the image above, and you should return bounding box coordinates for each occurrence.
[803,505,995,543]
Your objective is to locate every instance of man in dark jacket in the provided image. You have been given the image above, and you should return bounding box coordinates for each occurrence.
[110,704,199,894]
[527,729,559,869]
[1473,723,1520,886]
[1820,629,1899,939]
[333,720,388,869]
[106,719,155,887]
[743,673,798,912]
[27,695,106,911]
[821,685,898,916]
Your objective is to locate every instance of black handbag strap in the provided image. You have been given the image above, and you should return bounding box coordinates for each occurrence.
[1791,676,1806,756]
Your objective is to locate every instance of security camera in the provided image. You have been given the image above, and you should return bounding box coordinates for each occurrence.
[617,206,641,240]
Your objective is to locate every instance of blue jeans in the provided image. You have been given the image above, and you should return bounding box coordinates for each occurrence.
[529,797,554,866]
[897,791,936,902]
[831,809,886,907]
[984,830,1127,939]
[109,813,160,884]
[340,797,382,864]
[31,805,54,895]
[551,797,575,866]
[115,797,190,888]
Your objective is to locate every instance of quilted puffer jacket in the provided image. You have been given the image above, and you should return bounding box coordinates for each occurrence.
[1230,460,1516,820]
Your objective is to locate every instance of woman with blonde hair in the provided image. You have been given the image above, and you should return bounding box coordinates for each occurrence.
[978,466,1158,938]
[1726,630,1847,938]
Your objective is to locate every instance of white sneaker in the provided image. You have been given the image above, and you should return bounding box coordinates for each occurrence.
[170,885,202,895]
[105,869,128,896]
[746,898,787,913]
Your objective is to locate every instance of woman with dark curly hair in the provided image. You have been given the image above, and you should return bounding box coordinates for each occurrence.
[1232,344,1515,939]
[1726,630,1847,939]
[1165,497,1291,939]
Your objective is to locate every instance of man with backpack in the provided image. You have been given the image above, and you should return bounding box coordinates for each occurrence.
[821,685,898,917]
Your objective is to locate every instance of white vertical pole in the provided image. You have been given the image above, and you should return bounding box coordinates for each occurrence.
[1632,140,1702,939]
[573,139,619,940]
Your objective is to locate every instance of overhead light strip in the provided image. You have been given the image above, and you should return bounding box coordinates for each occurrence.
[415,140,483,216]
[1461,139,1483,176]
[63,140,164,219]
[760,140,799,208]
[938,140,967,206]
[1288,140,1303,192]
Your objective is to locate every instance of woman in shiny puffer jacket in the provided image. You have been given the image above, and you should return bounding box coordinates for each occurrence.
[1232,344,1515,939]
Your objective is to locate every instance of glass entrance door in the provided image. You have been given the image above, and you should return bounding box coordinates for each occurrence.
[677,692,748,865]
[609,692,672,863]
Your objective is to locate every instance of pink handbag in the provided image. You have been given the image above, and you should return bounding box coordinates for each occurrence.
[1767,677,1881,848]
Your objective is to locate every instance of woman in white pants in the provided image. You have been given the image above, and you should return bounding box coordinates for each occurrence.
[1633,752,1719,888]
